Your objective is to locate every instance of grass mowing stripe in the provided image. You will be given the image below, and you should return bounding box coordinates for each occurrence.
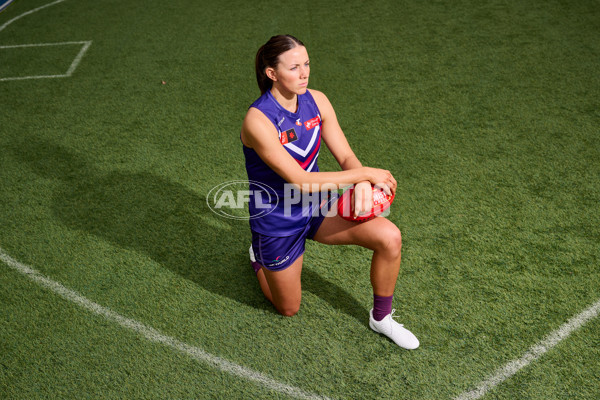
[0,0,66,33]
[0,247,332,400]
[456,298,600,400]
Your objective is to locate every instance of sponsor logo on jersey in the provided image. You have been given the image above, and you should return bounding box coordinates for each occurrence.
[277,117,285,127]
[280,128,298,145]
[296,118,302,126]
[304,115,321,130]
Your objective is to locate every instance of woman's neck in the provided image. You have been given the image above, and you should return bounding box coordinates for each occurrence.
[270,86,298,113]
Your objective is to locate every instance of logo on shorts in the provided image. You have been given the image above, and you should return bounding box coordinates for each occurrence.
[267,255,290,267]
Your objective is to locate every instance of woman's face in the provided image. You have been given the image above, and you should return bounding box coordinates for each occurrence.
[269,46,310,95]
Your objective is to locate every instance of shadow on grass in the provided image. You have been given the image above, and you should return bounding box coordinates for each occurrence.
[10,139,368,324]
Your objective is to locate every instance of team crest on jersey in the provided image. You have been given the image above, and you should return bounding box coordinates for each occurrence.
[304,115,321,130]
[280,128,298,145]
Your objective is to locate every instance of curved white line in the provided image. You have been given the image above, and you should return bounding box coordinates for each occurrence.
[0,0,65,33]
[0,247,331,400]
[0,0,16,14]
[0,1,92,82]
[455,298,600,399]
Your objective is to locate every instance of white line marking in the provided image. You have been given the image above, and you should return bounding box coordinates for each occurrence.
[0,0,17,14]
[0,0,65,33]
[65,40,91,76]
[0,40,88,48]
[0,247,331,400]
[455,298,600,400]
[0,40,92,81]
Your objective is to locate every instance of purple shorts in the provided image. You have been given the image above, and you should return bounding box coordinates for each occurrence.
[251,192,338,271]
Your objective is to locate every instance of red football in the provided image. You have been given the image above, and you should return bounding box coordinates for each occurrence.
[337,184,395,222]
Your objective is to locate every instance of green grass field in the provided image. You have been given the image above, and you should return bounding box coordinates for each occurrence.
[1,0,599,399]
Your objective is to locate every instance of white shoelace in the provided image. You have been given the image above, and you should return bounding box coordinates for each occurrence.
[389,309,404,327]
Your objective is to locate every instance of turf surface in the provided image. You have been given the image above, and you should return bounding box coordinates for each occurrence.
[1,0,599,399]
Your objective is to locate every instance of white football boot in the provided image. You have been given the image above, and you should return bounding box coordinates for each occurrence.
[369,309,420,350]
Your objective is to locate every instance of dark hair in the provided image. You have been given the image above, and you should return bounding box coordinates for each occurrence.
[255,35,305,94]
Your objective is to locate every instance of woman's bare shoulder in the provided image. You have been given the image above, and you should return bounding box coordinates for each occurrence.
[241,106,276,148]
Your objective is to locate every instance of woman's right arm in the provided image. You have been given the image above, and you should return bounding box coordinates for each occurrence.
[241,107,390,193]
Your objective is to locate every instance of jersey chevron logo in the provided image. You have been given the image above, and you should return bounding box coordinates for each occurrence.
[305,151,319,172]
[283,125,320,158]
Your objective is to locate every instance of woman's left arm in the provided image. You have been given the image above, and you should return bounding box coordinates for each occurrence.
[309,89,363,171]
[310,89,389,216]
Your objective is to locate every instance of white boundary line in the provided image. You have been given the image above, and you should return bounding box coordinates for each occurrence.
[455,298,600,400]
[0,40,92,81]
[0,247,331,400]
[0,0,92,81]
[0,0,65,33]
[0,0,17,14]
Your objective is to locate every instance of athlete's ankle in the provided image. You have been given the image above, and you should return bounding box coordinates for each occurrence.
[372,294,393,321]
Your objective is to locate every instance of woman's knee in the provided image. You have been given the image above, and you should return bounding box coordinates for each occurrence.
[276,302,301,317]
[375,222,402,258]
[262,256,303,317]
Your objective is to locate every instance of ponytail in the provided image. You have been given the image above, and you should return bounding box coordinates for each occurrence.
[255,44,271,95]
[254,35,305,94]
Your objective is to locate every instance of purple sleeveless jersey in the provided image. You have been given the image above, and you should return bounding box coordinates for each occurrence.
[243,90,325,236]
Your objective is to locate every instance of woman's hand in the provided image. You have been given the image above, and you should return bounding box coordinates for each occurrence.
[364,167,397,196]
[352,181,374,217]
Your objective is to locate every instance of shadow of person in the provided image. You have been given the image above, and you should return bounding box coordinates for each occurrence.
[9,139,368,323]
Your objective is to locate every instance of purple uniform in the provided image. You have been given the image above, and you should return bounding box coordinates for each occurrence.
[243,90,336,270]
[243,90,325,236]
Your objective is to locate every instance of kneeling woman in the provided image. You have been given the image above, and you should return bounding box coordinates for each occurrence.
[241,35,419,350]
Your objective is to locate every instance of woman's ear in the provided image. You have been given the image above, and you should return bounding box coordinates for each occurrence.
[265,67,277,82]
